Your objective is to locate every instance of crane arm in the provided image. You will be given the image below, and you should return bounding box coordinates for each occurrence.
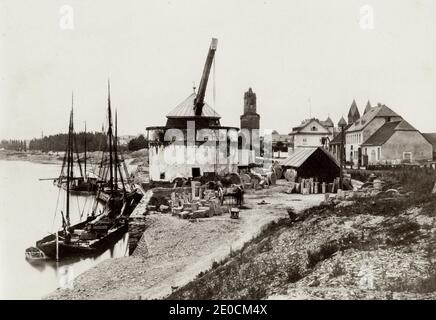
[194,38,218,116]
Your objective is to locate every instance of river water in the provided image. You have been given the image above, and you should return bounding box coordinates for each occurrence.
[0,160,130,299]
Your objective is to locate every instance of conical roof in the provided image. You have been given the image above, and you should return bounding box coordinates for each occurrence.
[348,100,360,124]
[338,116,347,127]
[166,93,220,119]
[364,100,372,114]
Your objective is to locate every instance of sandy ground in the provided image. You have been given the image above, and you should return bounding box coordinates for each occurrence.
[46,180,324,300]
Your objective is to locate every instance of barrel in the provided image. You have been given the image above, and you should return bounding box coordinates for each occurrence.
[373,179,383,191]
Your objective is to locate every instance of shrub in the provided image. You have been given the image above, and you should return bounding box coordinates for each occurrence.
[307,241,339,268]
[416,263,436,293]
[385,219,421,246]
[330,261,346,278]
[243,285,267,300]
[287,267,304,283]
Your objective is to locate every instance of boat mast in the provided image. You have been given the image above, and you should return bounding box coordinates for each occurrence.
[84,122,87,181]
[107,81,114,210]
[115,109,127,197]
[114,110,118,191]
[66,95,74,227]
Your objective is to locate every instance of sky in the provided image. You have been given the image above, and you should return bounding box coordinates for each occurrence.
[1,0,436,140]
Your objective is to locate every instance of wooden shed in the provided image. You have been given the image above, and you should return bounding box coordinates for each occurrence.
[280,147,340,183]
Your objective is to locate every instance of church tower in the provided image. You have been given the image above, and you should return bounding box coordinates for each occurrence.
[347,99,361,124]
[364,100,372,114]
[240,88,260,130]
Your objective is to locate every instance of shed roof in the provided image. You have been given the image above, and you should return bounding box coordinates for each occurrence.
[279,147,339,168]
[166,93,220,118]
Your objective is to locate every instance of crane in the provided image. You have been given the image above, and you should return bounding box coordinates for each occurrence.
[193,38,218,116]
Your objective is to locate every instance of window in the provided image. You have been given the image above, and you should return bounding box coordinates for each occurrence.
[160,172,165,179]
[371,150,376,162]
[377,148,381,160]
[403,152,412,163]
[311,126,317,131]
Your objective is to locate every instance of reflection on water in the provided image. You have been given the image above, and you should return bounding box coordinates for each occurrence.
[0,160,129,299]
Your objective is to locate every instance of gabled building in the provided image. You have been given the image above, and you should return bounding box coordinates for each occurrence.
[361,120,432,165]
[289,117,337,149]
[329,100,432,166]
[345,103,402,165]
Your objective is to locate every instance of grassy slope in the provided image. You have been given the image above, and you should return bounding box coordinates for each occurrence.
[168,169,436,300]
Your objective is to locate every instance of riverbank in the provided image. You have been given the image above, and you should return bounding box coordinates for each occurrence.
[168,170,436,300]
[45,181,324,299]
[0,149,148,168]
[0,150,63,164]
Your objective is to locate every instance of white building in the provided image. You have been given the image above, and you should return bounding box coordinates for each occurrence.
[289,117,337,149]
[146,93,241,182]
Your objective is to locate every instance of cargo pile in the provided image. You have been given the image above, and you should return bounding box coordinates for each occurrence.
[239,168,278,190]
[285,174,353,195]
[321,175,403,206]
[145,182,226,220]
[170,188,224,219]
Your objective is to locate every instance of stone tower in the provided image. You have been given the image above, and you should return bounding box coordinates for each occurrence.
[240,88,260,130]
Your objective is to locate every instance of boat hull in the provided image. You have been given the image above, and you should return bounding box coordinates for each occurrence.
[36,222,128,259]
[55,178,99,195]
[35,190,143,260]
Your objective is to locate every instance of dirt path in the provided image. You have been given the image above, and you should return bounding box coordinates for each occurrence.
[46,181,323,300]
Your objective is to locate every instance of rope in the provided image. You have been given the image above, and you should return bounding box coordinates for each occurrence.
[80,196,89,220]
[76,194,81,221]
[51,186,63,231]
[213,55,216,108]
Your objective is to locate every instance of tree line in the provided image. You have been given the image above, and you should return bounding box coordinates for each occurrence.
[0,140,27,151]
[20,132,149,152]
[127,134,148,151]
[28,132,109,152]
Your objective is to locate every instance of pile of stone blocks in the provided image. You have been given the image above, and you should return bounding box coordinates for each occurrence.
[170,188,224,220]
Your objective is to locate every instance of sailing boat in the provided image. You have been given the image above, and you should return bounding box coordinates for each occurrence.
[28,88,143,260]
[54,94,98,194]
[95,95,137,204]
